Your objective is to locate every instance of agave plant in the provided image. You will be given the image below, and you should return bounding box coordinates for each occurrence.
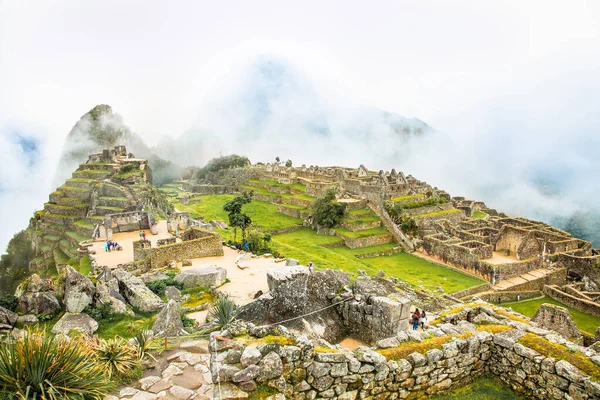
[90,337,140,381]
[132,330,157,361]
[208,295,237,329]
[0,330,111,400]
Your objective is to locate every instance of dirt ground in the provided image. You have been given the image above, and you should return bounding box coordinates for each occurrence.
[90,220,175,268]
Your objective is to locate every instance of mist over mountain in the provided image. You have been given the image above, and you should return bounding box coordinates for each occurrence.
[153,58,432,168]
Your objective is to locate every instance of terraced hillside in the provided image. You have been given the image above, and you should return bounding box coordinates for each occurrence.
[27,150,151,274]
[165,178,485,294]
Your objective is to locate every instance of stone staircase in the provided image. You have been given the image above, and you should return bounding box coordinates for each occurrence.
[491,267,564,291]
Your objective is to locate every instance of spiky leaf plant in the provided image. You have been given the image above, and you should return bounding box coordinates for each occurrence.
[0,330,111,400]
[208,295,237,329]
[132,330,157,361]
[90,337,140,381]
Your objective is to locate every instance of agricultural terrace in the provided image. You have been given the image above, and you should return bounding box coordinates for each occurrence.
[163,179,485,294]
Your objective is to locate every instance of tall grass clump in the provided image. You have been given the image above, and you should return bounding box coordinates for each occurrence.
[90,337,141,382]
[0,330,111,400]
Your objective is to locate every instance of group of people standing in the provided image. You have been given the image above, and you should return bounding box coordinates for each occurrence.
[103,240,120,252]
[411,308,427,330]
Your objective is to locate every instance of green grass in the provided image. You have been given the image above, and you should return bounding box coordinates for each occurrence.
[347,208,375,217]
[43,234,61,242]
[414,208,462,218]
[65,231,89,243]
[53,248,70,265]
[75,219,95,229]
[335,226,389,238]
[271,229,484,293]
[431,377,523,399]
[342,216,380,224]
[506,296,600,335]
[391,193,426,202]
[79,255,91,275]
[472,210,488,219]
[174,195,303,239]
[95,313,156,340]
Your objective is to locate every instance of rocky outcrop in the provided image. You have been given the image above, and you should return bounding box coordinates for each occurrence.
[0,306,17,326]
[532,303,583,345]
[165,286,181,301]
[237,269,351,343]
[111,269,165,312]
[152,300,186,337]
[285,258,300,266]
[266,266,308,291]
[15,274,60,315]
[175,267,227,289]
[52,312,98,335]
[63,265,95,313]
[95,280,130,315]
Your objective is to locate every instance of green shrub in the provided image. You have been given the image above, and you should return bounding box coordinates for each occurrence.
[84,303,114,321]
[0,295,18,312]
[132,330,158,361]
[36,313,54,322]
[0,329,112,399]
[312,189,346,228]
[146,278,183,296]
[181,313,197,328]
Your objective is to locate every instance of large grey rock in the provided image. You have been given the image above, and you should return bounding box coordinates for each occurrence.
[152,300,186,337]
[51,312,98,335]
[0,306,17,325]
[63,265,95,313]
[18,291,60,315]
[285,258,300,266]
[95,281,131,315]
[17,314,38,325]
[175,267,227,289]
[213,383,248,400]
[112,269,165,312]
[266,266,308,291]
[237,269,351,343]
[257,351,283,381]
[165,286,181,301]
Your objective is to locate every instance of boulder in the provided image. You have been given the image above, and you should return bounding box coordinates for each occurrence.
[27,274,52,293]
[175,267,227,289]
[0,306,17,325]
[236,254,252,264]
[266,266,309,291]
[18,291,60,315]
[285,258,300,266]
[140,271,170,284]
[237,269,351,343]
[51,312,98,335]
[17,314,38,325]
[63,265,95,313]
[112,269,165,313]
[95,281,131,315]
[152,300,186,337]
[165,286,181,301]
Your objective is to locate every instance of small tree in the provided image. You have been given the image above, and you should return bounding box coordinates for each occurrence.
[223,191,253,242]
[285,159,292,167]
[275,156,280,165]
[312,189,346,228]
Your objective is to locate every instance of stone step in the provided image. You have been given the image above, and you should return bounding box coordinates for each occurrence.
[97,196,130,208]
[40,213,79,227]
[58,185,92,200]
[72,169,111,180]
[340,218,382,232]
[94,206,124,216]
[492,268,557,291]
[66,178,95,189]
[56,197,87,207]
[44,203,88,218]
[73,219,96,237]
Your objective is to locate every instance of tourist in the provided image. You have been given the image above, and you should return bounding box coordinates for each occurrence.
[243,241,249,251]
[139,231,143,241]
[517,294,521,302]
[420,310,427,329]
[308,262,314,273]
[412,309,420,330]
[104,241,109,252]
[142,231,147,241]
[95,227,101,239]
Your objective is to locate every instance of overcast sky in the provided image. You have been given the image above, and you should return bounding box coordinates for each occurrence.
[0,0,599,250]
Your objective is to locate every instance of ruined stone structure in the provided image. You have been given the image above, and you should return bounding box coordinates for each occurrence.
[132,227,223,271]
[166,212,213,236]
[210,303,600,399]
[27,145,153,270]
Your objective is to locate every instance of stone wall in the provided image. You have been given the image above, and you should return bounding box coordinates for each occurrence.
[478,290,541,303]
[133,240,152,261]
[451,283,493,299]
[209,316,600,399]
[150,233,223,268]
[338,232,392,249]
[496,268,566,292]
[544,285,600,318]
[340,219,381,232]
[559,253,600,287]
[277,205,311,219]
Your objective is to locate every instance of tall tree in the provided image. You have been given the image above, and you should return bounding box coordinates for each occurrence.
[223,191,253,242]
